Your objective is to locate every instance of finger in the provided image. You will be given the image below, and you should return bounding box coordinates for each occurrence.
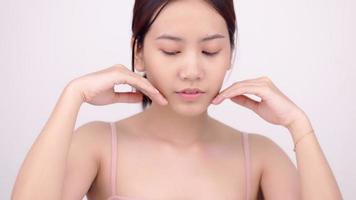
[113,92,143,103]
[230,95,259,112]
[115,67,159,96]
[137,78,168,105]
[214,77,270,99]
[212,83,261,103]
[122,74,167,105]
[216,82,262,97]
[133,82,168,105]
[136,89,168,105]
[212,85,265,104]
[128,73,168,105]
[116,66,168,105]
[125,74,158,95]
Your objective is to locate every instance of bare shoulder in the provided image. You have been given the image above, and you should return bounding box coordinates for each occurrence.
[248,133,283,154]
[247,133,300,199]
[74,120,109,134]
[206,117,288,159]
[62,121,111,199]
[73,120,110,141]
[71,120,111,162]
[247,133,295,166]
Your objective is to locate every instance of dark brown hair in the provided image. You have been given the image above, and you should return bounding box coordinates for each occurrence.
[131,0,237,110]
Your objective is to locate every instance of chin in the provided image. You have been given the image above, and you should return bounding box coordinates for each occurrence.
[169,100,209,117]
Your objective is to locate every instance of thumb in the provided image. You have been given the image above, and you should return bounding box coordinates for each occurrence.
[230,95,259,111]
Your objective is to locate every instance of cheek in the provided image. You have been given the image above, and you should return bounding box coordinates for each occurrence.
[142,49,175,88]
[206,68,228,93]
[143,65,171,93]
[142,50,162,82]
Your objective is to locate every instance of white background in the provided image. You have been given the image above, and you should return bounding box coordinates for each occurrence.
[1,0,355,199]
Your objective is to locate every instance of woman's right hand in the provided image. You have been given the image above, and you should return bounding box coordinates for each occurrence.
[68,64,168,106]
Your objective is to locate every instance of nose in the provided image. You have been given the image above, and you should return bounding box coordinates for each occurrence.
[178,52,204,81]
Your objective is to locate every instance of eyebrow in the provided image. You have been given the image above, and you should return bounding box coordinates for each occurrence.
[155,33,226,43]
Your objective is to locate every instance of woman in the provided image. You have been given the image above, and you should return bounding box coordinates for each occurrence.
[11,0,342,199]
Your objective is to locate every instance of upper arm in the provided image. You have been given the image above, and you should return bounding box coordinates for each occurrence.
[61,121,106,200]
[250,133,301,200]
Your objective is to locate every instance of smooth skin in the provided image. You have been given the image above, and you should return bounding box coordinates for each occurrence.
[11,65,342,200]
[10,65,168,200]
[212,77,343,199]
[11,0,342,199]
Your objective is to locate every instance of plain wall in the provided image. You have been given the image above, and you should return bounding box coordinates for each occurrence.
[1,0,355,199]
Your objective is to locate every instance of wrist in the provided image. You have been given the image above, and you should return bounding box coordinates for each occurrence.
[286,113,314,141]
[63,80,85,105]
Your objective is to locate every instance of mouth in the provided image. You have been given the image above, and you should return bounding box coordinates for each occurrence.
[175,88,205,101]
[176,88,205,94]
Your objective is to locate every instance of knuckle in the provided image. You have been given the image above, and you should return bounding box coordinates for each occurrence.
[114,66,130,77]
[129,75,146,90]
[138,76,153,88]
[141,77,151,86]
[113,63,125,68]
[131,73,142,83]
[261,84,269,90]
[113,64,127,72]
[260,76,271,83]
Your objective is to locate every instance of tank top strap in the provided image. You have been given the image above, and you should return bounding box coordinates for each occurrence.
[110,122,118,197]
[241,132,251,200]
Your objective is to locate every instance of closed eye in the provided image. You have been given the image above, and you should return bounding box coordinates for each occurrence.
[202,51,219,56]
[162,50,181,56]
[161,50,219,56]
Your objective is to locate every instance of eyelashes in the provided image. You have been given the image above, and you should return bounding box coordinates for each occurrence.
[162,51,179,56]
[161,50,219,56]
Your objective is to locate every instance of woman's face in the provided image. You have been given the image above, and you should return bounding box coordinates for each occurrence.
[135,0,232,114]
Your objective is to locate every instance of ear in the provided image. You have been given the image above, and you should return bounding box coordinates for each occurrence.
[131,37,145,72]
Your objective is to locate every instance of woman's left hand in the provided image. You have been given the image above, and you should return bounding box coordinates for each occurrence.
[211,76,307,128]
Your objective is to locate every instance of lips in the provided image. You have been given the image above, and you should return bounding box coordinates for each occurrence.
[175,88,205,101]
[176,88,205,94]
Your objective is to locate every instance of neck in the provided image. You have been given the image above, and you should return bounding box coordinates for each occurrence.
[138,101,212,149]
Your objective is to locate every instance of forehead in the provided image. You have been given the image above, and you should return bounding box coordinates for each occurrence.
[146,0,229,42]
